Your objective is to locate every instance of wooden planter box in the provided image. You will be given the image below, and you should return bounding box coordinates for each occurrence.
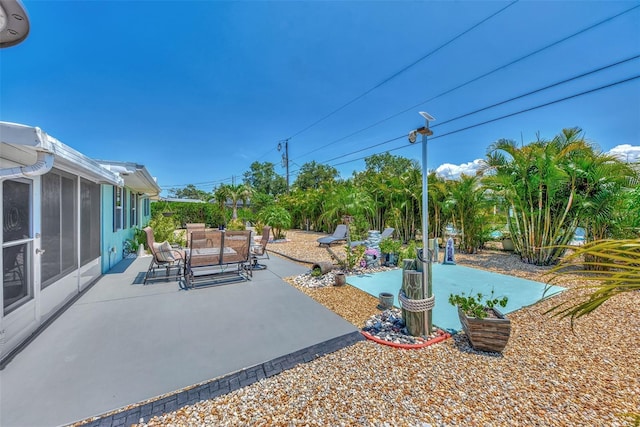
[458,306,511,352]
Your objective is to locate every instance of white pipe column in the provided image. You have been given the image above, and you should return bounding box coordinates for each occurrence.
[420,124,431,334]
[418,112,435,335]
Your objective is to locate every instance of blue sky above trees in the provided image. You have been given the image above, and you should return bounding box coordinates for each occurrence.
[1,1,638,194]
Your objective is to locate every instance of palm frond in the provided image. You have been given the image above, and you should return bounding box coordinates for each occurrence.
[545,239,640,326]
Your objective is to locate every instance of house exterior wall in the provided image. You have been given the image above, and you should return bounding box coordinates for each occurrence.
[100,185,153,274]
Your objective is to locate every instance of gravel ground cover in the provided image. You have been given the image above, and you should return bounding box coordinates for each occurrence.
[136,230,639,426]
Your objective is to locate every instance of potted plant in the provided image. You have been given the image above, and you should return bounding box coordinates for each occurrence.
[448,291,511,352]
[379,239,402,266]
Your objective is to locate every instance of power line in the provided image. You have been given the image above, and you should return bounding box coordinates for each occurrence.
[168,58,639,192]
[161,145,281,191]
[433,54,640,128]
[293,4,640,162]
[292,56,638,173]
[326,74,640,169]
[160,178,229,189]
[285,1,519,140]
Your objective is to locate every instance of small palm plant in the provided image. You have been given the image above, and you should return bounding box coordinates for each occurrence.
[545,238,640,425]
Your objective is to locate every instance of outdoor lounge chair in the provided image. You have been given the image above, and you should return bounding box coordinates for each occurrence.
[143,227,185,284]
[317,224,348,246]
[250,226,271,270]
[350,227,395,247]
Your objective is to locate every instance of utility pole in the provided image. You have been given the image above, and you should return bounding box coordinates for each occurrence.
[278,139,290,192]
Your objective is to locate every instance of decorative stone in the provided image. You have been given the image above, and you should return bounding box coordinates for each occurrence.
[364,230,381,268]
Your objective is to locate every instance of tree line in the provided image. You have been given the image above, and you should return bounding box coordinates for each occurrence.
[157,127,639,266]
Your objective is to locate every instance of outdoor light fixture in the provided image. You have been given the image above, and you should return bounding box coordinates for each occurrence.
[419,111,435,122]
[0,0,30,48]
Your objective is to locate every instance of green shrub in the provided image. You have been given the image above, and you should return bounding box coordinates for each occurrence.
[399,240,418,261]
[345,244,365,271]
[133,227,147,247]
[149,214,180,244]
[226,218,245,230]
[379,238,402,254]
[151,201,225,228]
[259,205,292,240]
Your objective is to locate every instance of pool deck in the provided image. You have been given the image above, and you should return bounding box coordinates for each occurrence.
[0,255,361,427]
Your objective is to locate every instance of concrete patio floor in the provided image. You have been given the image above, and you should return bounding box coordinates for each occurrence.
[0,255,361,427]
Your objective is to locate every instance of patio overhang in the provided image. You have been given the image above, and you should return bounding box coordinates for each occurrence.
[97,160,161,198]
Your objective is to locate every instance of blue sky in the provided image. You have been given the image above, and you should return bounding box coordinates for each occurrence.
[1,1,639,195]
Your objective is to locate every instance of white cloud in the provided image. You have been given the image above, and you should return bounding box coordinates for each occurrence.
[606,144,640,163]
[435,159,485,179]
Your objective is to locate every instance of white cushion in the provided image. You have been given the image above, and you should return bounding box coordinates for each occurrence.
[153,241,175,262]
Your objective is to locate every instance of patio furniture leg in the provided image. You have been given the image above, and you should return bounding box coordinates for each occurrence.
[143,258,156,285]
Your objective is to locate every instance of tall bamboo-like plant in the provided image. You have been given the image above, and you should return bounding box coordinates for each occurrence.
[319,181,373,231]
[482,129,593,265]
[570,154,637,242]
[428,172,452,242]
[447,174,490,253]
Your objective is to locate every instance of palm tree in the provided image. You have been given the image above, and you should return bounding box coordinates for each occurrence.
[482,129,593,265]
[215,184,253,221]
[570,153,637,242]
[319,181,373,229]
[428,172,450,242]
[447,174,489,253]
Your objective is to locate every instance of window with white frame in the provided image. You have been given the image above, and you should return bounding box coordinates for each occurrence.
[122,188,128,229]
[113,186,123,231]
[130,191,137,227]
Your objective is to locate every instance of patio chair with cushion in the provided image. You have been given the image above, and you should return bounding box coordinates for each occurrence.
[143,226,185,284]
[350,227,395,247]
[317,224,348,247]
[250,226,271,270]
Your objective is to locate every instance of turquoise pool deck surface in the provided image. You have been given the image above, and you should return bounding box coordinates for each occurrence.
[348,264,565,332]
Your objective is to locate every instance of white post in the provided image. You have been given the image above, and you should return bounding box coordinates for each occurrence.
[419,112,434,335]
[421,124,431,334]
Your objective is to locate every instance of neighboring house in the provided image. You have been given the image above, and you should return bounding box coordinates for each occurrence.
[0,122,159,362]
